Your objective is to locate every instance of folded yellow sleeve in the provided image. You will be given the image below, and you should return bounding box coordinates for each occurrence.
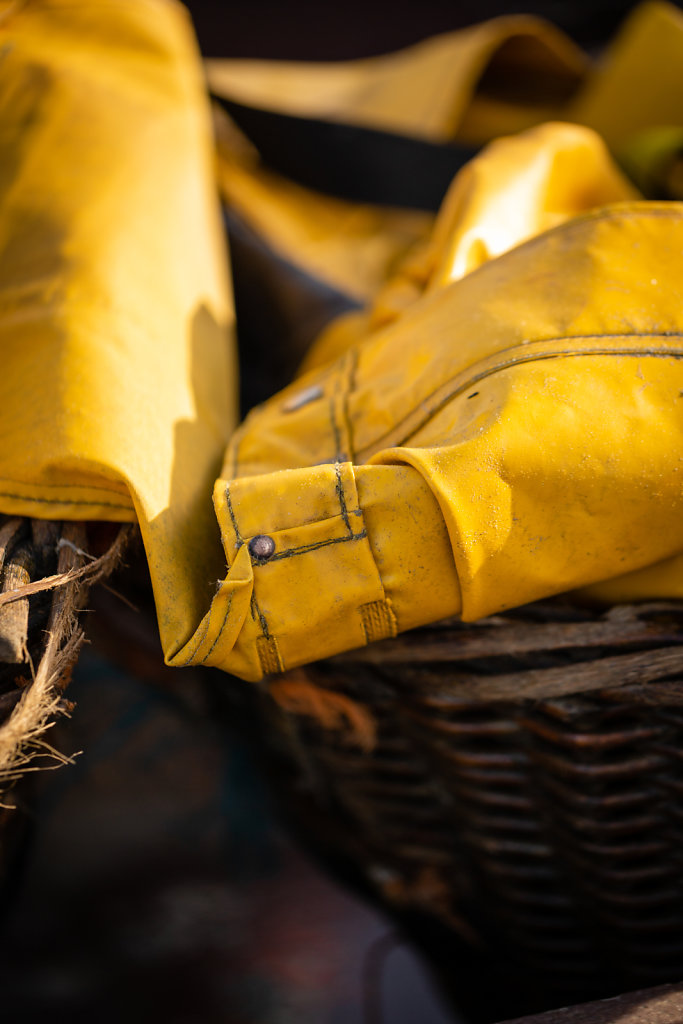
[175,121,683,680]
[0,0,236,657]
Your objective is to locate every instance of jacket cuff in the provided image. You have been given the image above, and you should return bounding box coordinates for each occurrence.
[214,461,390,679]
[201,459,461,680]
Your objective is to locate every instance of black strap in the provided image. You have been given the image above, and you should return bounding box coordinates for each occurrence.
[214,95,478,211]
[225,207,360,413]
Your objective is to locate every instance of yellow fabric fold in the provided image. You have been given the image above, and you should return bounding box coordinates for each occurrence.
[0,0,236,657]
[364,121,637,334]
[206,15,586,144]
[569,1,683,151]
[1,1,683,684]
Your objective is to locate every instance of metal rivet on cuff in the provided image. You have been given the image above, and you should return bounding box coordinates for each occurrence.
[248,534,276,561]
[282,384,324,413]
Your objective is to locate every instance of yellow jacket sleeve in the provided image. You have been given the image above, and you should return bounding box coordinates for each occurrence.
[170,123,683,680]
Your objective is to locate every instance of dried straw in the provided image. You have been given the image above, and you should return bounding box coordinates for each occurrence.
[0,522,131,797]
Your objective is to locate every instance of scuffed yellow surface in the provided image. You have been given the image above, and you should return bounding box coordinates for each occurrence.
[0,0,235,658]
[0,1,682,680]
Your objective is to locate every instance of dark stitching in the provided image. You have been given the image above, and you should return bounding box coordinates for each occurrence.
[357,335,683,456]
[249,506,362,537]
[334,462,353,536]
[395,344,683,447]
[332,357,360,535]
[248,590,271,639]
[200,591,234,664]
[178,607,213,667]
[0,478,131,497]
[256,530,367,564]
[329,395,345,462]
[224,484,244,545]
[231,430,242,480]
[341,348,358,464]
[223,486,273,651]
[0,490,133,511]
[254,598,271,638]
[329,385,353,535]
[224,487,272,638]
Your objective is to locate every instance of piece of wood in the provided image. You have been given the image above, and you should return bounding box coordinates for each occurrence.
[498,982,683,1023]
[0,544,34,664]
[378,644,683,703]
[332,604,683,666]
[0,517,24,572]
[31,518,60,571]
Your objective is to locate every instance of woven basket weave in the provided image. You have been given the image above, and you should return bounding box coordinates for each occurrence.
[253,599,683,1006]
[75,539,683,1012]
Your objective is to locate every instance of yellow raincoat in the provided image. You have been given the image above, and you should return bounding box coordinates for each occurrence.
[0,0,682,681]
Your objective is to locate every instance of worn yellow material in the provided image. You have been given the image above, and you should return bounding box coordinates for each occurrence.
[569,2,683,152]
[1,1,682,682]
[206,16,587,144]
[366,122,639,333]
[0,0,236,657]
[203,189,683,680]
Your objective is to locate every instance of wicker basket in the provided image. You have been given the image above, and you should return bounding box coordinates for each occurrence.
[80,543,683,1016]
[251,599,683,1014]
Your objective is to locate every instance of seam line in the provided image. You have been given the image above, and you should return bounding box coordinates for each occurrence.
[0,478,131,498]
[261,530,367,564]
[329,394,345,462]
[357,336,683,457]
[200,590,234,665]
[341,348,358,465]
[251,592,271,638]
[225,482,273,640]
[178,606,213,667]
[230,430,242,480]
[224,483,244,545]
[334,462,353,536]
[0,489,133,511]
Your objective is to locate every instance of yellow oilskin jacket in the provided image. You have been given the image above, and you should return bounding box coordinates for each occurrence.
[0,0,682,681]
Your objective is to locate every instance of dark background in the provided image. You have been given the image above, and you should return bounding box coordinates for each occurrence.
[184,0,678,58]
